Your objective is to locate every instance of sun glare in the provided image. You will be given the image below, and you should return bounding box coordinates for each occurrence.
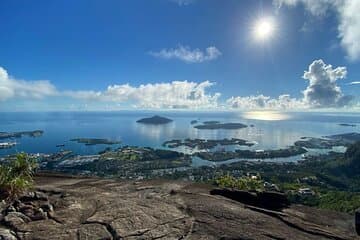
[253,17,275,41]
[242,111,291,121]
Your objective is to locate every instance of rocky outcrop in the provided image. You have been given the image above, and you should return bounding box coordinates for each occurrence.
[0,175,357,240]
[210,188,290,210]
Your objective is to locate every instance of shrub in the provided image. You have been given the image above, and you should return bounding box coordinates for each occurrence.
[215,175,264,191]
[0,153,37,200]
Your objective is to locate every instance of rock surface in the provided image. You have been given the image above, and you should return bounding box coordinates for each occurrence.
[0,175,358,240]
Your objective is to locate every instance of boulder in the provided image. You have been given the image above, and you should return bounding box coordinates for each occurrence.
[210,188,289,210]
[4,212,31,227]
[257,191,290,210]
[0,227,17,240]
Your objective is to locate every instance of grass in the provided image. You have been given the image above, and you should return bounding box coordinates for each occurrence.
[0,153,37,200]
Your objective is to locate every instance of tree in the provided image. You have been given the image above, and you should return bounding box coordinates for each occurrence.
[215,175,264,191]
[341,141,360,176]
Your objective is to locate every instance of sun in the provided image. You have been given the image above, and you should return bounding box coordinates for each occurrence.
[253,17,275,41]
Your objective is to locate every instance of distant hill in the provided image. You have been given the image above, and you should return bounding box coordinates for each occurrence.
[136,115,173,124]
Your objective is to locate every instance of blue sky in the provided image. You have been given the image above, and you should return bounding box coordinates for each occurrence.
[0,0,359,111]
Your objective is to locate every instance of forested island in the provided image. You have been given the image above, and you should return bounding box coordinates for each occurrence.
[136,115,173,124]
[194,122,247,129]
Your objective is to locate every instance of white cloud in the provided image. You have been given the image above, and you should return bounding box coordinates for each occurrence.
[0,67,58,101]
[0,66,219,109]
[274,0,360,61]
[303,59,353,107]
[149,45,222,63]
[227,94,306,110]
[348,81,360,85]
[0,61,356,111]
[227,59,354,110]
[65,80,221,109]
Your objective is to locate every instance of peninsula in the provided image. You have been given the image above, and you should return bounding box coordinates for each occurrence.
[163,138,255,150]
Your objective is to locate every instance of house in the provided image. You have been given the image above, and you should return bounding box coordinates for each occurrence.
[298,188,314,196]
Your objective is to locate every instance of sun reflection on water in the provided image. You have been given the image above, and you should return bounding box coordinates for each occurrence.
[241,111,291,121]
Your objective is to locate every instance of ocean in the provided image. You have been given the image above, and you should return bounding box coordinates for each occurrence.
[0,111,359,159]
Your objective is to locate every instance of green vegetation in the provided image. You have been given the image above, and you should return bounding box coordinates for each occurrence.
[196,146,307,161]
[208,141,360,213]
[215,175,264,191]
[288,190,360,212]
[0,153,37,200]
[163,138,254,150]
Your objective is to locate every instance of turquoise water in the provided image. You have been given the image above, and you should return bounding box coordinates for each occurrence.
[0,111,359,157]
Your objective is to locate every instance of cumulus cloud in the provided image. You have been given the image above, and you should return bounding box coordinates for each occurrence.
[227,94,306,110]
[1,60,355,110]
[274,0,360,61]
[65,81,220,109]
[0,67,58,101]
[227,59,354,110]
[149,45,222,63]
[302,59,353,107]
[0,66,219,109]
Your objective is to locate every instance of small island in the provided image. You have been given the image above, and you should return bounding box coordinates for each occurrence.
[194,122,247,130]
[338,123,357,127]
[0,130,44,139]
[190,120,198,124]
[203,121,220,125]
[70,138,121,146]
[136,115,173,124]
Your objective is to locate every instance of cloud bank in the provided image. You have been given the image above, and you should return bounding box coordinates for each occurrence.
[228,59,353,110]
[274,0,360,61]
[65,81,220,109]
[0,59,356,110]
[0,67,57,101]
[227,94,306,110]
[149,45,222,63]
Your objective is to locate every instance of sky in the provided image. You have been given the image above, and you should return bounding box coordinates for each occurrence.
[0,0,359,111]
